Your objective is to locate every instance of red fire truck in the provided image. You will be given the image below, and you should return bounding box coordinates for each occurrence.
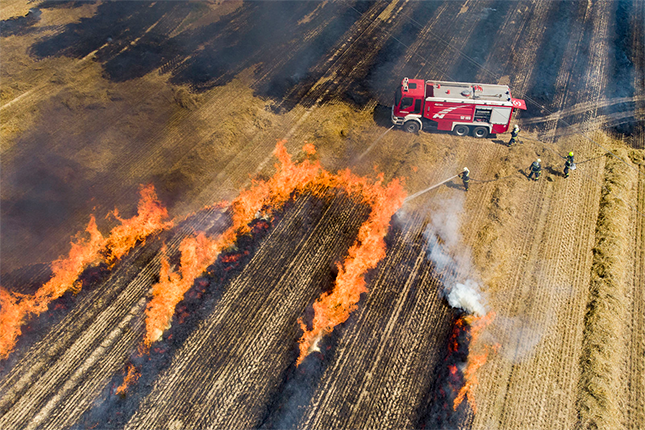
[391,78,527,137]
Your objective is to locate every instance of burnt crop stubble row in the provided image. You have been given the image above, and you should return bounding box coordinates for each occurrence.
[296,211,454,429]
[126,191,371,429]
[0,207,228,429]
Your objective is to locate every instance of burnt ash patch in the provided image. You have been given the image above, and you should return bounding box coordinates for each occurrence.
[522,1,580,116]
[28,1,371,107]
[0,8,41,37]
[449,1,513,83]
[39,1,99,10]
[257,326,343,430]
[416,311,473,430]
[604,0,637,136]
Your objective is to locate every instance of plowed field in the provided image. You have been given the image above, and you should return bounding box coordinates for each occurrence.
[1,1,643,429]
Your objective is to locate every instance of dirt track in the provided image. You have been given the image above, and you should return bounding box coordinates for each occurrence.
[1,1,644,429]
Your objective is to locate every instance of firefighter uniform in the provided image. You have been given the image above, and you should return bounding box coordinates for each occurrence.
[528,159,541,181]
[508,125,520,146]
[459,167,470,191]
[564,152,574,178]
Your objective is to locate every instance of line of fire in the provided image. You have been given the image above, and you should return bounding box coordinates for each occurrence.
[1,135,501,428]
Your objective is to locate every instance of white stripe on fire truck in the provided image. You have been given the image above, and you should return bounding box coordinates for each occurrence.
[432,106,459,119]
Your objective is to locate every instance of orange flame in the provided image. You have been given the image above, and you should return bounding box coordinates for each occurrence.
[105,184,173,263]
[303,143,316,155]
[453,311,498,412]
[144,235,222,346]
[0,216,105,359]
[143,141,323,345]
[142,141,406,356]
[34,216,106,311]
[296,172,405,365]
[0,186,172,360]
[115,362,140,396]
[0,288,28,360]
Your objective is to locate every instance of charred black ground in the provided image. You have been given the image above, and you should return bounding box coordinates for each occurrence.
[417,311,474,430]
[3,0,643,274]
[19,0,642,127]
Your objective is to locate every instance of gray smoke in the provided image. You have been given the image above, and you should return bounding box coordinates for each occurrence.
[423,195,486,316]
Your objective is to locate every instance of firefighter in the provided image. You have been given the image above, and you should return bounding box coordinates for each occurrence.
[564,151,574,178]
[528,159,541,181]
[508,124,520,146]
[458,167,470,191]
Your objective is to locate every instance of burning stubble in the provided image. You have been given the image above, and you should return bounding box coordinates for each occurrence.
[1,140,405,403]
[138,141,406,366]
[0,185,171,359]
[422,194,498,417]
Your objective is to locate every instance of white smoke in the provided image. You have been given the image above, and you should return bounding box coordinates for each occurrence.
[447,280,486,317]
[423,195,486,316]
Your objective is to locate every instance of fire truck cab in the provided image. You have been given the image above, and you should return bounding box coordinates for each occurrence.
[391,78,526,137]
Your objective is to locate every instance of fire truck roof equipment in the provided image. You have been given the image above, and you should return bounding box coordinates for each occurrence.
[425,80,526,109]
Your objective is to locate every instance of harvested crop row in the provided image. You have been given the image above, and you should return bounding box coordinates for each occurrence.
[576,148,638,429]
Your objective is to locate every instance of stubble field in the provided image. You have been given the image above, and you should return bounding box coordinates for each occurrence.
[1,1,643,429]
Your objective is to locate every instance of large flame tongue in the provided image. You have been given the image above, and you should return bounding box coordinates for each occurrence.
[144,235,223,346]
[0,185,171,360]
[0,217,105,359]
[296,174,405,365]
[141,141,406,360]
[143,140,323,346]
[104,184,173,264]
[33,215,106,311]
[0,289,23,358]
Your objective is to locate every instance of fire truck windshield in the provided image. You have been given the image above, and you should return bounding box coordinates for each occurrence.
[400,97,414,110]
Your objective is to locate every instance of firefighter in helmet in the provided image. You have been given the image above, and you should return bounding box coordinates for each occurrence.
[458,167,470,191]
[528,159,541,181]
[508,124,520,147]
[564,151,574,178]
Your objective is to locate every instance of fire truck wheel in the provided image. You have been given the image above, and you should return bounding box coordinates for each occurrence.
[403,121,420,133]
[473,126,488,138]
[454,125,469,136]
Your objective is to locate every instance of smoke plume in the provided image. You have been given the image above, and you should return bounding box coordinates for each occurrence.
[423,195,486,316]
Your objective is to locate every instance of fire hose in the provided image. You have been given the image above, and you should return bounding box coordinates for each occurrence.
[403,174,460,203]
[400,133,613,205]
[357,125,395,161]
